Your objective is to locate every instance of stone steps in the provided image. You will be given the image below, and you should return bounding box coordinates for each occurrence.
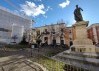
[52,50,99,71]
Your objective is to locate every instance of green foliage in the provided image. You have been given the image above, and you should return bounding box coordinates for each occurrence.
[31,55,65,71]
[19,35,29,45]
[5,44,30,49]
[46,52,60,57]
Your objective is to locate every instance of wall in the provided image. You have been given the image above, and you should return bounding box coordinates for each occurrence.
[87,24,99,44]
[0,7,32,44]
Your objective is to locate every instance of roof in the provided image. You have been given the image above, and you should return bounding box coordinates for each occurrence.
[87,23,99,29]
[35,22,66,28]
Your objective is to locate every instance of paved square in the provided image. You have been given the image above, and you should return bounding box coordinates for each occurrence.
[0,55,45,71]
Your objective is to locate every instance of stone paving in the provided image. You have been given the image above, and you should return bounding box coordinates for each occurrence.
[0,55,47,71]
[0,46,66,71]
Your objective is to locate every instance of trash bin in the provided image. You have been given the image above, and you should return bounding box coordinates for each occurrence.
[31,45,34,48]
[32,43,37,48]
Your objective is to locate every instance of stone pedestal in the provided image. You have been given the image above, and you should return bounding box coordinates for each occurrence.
[71,21,96,53]
[52,21,99,71]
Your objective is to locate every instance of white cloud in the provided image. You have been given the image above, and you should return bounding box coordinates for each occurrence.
[45,6,53,12]
[43,15,47,18]
[20,1,46,17]
[59,0,70,8]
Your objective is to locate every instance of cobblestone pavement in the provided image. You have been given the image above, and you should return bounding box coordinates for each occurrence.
[0,55,47,71]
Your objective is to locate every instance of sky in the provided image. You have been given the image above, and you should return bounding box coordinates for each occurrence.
[0,0,99,27]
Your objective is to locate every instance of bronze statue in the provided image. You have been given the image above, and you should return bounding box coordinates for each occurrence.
[74,5,83,22]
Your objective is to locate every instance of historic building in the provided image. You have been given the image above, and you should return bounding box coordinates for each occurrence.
[66,27,73,46]
[0,6,33,44]
[87,23,99,44]
[32,23,72,46]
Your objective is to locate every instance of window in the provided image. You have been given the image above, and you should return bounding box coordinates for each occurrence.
[52,29,55,34]
[71,48,75,51]
[80,48,82,52]
[69,30,71,33]
[37,30,40,36]
[45,29,47,32]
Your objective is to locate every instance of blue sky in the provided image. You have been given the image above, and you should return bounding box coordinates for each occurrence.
[0,0,99,27]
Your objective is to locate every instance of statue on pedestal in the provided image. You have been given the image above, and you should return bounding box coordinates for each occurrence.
[74,5,83,22]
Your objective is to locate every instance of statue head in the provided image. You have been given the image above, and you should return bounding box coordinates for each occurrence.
[76,5,78,8]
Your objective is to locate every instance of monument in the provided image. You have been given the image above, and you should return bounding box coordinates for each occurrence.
[74,5,83,22]
[71,5,97,54]
[52,5,99,71]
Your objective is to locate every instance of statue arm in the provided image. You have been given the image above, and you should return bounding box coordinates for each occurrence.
[80,7,83,11]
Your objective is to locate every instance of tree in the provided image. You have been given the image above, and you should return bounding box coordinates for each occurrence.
[19,34,28,45]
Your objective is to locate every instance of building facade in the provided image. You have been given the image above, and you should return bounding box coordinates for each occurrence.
[32,23,72,46]
[66,27,73,46]
[0,6,33,44]
[87,23,99,44]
